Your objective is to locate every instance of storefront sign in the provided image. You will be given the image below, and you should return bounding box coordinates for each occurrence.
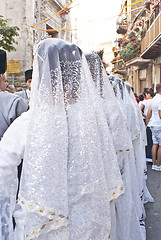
[6,60,21,73]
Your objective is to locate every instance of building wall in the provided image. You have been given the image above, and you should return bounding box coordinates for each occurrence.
[134,67,140,93]
[117,0,161,94]
[136,58,161,94]
[120,0,147,27]
[131,0,147,24]
[146,64,153,88]
[154,56,161,85]
[1,0,72,87]
[97,42,113,72]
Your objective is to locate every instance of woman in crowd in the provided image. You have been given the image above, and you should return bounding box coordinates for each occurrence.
[0,38,124,240]
[140,89,154,119]
[140,88,154,161]
[85,52,153,240]
[139,94,144,108]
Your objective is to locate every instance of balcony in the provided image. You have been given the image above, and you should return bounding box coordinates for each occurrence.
[125,56,152,67]
[112,59,127,75]
[141,2,161,59]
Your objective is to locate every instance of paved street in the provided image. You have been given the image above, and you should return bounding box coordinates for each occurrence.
[145,163,161,240]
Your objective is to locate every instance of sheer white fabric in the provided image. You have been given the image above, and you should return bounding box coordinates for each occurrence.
[85,53,132,154]
[16,39,124,239]
[0,193,12,240]
[85,55,148,240]
[124,85,153,203]
[109,76,153,239]
[0,112,28,240]
[105,83,148,232]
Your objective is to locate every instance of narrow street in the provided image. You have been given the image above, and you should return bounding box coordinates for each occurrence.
[0,0,161,239]
[145,163,161,240]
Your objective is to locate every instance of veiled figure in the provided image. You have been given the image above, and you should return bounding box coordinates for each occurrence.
[85,52,153,240]
[0,39,124,240]
[109,75,154,240]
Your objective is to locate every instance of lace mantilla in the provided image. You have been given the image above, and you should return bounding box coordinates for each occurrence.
[19,39,123,239]
[0,197,10,240]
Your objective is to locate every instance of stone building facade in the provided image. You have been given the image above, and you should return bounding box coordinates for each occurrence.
[126,0,161,94]
[1,0,72,87]
[113,0,161,94]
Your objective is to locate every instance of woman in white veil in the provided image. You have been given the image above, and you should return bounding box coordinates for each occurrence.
[0,39,124,240]
[109,75,154,238]
[110,76,153,203]
[85,52,149,240]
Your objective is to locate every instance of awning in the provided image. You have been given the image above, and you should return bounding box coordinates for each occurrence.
[114,69,127,75]
[125,57,152,67]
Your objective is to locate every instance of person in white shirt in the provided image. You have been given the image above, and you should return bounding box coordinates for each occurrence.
[138,93,144,108]
[140,89,154,161]
[146,84,161,171]
[140,89,154,119]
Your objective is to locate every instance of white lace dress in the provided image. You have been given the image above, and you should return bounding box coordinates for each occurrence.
[0,106,124,240]
[109,77,154,240]
[0,112,28,240]
[86,55,148,240]
[0,39,124,240]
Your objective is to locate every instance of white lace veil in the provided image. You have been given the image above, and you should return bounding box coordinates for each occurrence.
[19,39,124,239]
[85,53,132,154]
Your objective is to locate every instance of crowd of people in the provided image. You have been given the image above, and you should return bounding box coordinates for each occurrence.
[4,68,32,106]
[135,87,161,171]
[0,38,155,240]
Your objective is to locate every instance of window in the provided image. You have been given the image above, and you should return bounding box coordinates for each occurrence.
[46,24,58,38]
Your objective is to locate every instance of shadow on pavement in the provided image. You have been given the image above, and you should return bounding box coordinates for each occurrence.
[145,163,161,240]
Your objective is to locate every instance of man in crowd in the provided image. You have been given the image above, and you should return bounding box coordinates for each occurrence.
[146,83,161,171]
[15,68,32,105]
[0,49,28,140]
